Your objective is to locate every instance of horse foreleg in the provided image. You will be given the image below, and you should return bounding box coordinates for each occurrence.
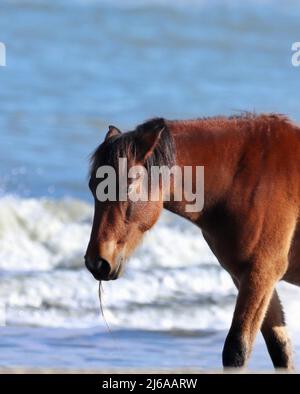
[223,269,278,369]
[261,290,294,370]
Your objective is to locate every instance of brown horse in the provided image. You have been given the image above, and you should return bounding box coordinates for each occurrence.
[85,113,300,370]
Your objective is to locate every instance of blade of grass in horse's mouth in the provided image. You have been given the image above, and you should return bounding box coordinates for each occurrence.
[98,281,112,334]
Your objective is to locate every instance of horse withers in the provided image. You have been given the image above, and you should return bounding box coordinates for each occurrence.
[85,114,300,370]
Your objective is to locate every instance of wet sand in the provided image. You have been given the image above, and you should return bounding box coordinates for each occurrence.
[0,368,289,374]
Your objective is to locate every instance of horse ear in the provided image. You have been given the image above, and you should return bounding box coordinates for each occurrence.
[136,125,165,162]
[105,125,121,141]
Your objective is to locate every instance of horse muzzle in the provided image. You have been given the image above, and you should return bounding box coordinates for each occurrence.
[84,256,122,281]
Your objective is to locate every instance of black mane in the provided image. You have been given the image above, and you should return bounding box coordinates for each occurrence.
[90,118,176,175]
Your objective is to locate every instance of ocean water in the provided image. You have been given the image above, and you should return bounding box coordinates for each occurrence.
[0,0,300,371]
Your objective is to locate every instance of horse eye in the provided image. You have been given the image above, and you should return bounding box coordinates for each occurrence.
[125,203,133,221]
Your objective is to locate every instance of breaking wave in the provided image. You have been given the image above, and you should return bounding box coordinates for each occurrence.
[0,195,299,332]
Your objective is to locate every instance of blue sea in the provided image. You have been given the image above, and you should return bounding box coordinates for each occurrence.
[0,0,300,371]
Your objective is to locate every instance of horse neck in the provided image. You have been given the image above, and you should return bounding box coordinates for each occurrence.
[163,118,246,222]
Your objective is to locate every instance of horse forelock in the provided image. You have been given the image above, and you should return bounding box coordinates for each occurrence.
[89,118,176,176]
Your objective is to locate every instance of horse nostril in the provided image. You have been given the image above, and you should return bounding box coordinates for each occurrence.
[96,258,111,276]
[85,256,111,279]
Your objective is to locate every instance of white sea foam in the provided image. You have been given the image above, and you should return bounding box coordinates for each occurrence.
[0,195,299,333]
[0,196,92,271]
